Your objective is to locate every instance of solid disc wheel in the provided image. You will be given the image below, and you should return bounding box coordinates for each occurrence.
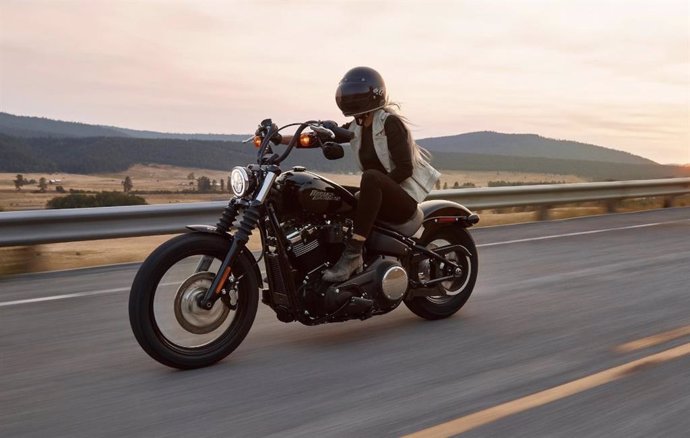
[129,233,258,369]
[404,226,478,320]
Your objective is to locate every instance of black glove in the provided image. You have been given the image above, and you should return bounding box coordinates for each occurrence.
[321,120,354,143]
[321,120,338,130]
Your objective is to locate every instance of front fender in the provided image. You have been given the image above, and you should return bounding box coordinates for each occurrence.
[185,225,263,288]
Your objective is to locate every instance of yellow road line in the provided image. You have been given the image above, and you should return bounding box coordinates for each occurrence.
[403,342,690,438]
[615,325,690,353]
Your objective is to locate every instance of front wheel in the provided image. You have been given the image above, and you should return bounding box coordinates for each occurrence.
[405,226,478,320]
[129,233,259,369]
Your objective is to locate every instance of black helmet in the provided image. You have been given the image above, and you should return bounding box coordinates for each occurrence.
[335,66,387,117]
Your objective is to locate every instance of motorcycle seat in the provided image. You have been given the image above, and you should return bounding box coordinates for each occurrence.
[376,206,424,237]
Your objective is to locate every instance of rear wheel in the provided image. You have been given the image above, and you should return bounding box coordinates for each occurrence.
[405,226,478,320]
[129,233,259,369]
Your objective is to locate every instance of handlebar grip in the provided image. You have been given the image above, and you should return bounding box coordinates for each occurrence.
[330,126,354,141]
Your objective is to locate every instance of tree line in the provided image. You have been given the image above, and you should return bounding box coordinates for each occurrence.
[3,132,688,181]
[10,173,234,195]
[13,174,63,193]
[0,134,359,174]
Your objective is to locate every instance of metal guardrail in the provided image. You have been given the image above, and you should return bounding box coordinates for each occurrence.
[1,178,689,247]
[425,177,690,208]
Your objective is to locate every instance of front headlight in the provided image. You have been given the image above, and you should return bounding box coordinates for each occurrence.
[230,166,253,197]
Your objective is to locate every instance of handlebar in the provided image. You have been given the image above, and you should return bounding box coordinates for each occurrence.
[273,122,312,164]
[254,119,353,166]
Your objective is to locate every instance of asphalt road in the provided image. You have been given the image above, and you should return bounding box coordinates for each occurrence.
[1,208,689,437]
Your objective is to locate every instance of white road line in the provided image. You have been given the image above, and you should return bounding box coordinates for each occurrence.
[0,287,129,307]
[1,219,687,308]
[0,282,178,308]
[476,219,689,248]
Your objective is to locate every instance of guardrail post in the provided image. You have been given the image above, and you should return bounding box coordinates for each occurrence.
[663,196,676,209]
[605,200,618,213]
[536,205,550,221]
[0,246,39,276]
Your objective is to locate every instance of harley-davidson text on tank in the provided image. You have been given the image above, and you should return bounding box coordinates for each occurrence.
[309,190,341,202]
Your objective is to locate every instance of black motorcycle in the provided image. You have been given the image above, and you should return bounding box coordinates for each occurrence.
[129,119,480,369]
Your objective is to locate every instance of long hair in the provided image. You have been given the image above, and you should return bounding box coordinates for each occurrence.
[382,100,432,165]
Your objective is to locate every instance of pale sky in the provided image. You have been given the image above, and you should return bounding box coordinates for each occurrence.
[1,0,688,164]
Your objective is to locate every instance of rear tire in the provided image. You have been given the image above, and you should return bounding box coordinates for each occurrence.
[129,233,259,369]
[405,226,478,320]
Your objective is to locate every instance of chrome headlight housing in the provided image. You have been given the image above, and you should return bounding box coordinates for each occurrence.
[230,166,255,197]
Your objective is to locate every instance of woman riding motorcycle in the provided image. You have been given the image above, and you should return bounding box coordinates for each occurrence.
[284,66,441,282]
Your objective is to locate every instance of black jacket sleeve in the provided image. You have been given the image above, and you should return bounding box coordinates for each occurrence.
[384,115,413,183]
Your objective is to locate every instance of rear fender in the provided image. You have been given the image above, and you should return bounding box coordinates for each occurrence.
[419,200,480,227]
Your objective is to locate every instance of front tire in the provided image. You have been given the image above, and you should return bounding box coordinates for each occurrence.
[405,226,478,320]
[129,233,259,369]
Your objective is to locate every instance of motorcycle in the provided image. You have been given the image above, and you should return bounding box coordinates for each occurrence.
[129,118,480,369]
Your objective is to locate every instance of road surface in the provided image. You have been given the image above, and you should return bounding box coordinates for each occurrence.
[1,208,689,437]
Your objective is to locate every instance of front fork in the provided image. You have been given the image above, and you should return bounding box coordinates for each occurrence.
[198,171,277,309]
[198,202,262,309]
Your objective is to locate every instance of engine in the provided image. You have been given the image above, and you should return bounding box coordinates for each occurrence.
[276,219,408,318]
[282,219,350,275]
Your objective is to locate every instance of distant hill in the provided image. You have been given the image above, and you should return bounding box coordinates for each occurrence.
[428,151,689,181]
[0,135,359,174]
[0,112,248,142]
[1,111,688,180]
[0,134,49,172]
[1,134,687,180]
[418,131,656,165]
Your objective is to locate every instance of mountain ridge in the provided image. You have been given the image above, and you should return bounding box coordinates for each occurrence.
[0,111,657,165]
[0,112,248,142]
[2,112,687,180]
[417,131,656,165]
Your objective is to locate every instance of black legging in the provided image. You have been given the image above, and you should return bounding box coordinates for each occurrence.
[354,169,418,238]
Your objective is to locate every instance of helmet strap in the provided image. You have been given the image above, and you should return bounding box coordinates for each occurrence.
[350,104,385,118]
[352,105,385,125]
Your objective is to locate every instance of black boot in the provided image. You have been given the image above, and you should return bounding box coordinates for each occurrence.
[322,239,364,283]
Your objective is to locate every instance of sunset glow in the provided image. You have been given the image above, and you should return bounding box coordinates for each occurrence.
[1,0,688,163]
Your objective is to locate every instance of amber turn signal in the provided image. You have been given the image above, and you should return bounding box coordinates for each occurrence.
[299,133,313,148]
[253,136,262,148]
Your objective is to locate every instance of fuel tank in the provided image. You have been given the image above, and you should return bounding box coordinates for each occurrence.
[274,168,357,216]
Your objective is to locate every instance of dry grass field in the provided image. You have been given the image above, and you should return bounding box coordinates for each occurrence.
[0,164,586,211]
[1,164,686,274]
[0,164,239,211]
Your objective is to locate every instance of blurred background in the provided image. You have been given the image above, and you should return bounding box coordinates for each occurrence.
[1,1,689,437]
[1,0,688,162]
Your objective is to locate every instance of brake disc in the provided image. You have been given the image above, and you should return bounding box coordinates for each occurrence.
[174,271,231,334]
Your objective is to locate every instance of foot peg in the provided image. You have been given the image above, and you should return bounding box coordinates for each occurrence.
[346,296,373,315]
[323,286,373,315]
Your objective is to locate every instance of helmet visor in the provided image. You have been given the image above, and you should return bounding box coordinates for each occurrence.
[336,81,384,116]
